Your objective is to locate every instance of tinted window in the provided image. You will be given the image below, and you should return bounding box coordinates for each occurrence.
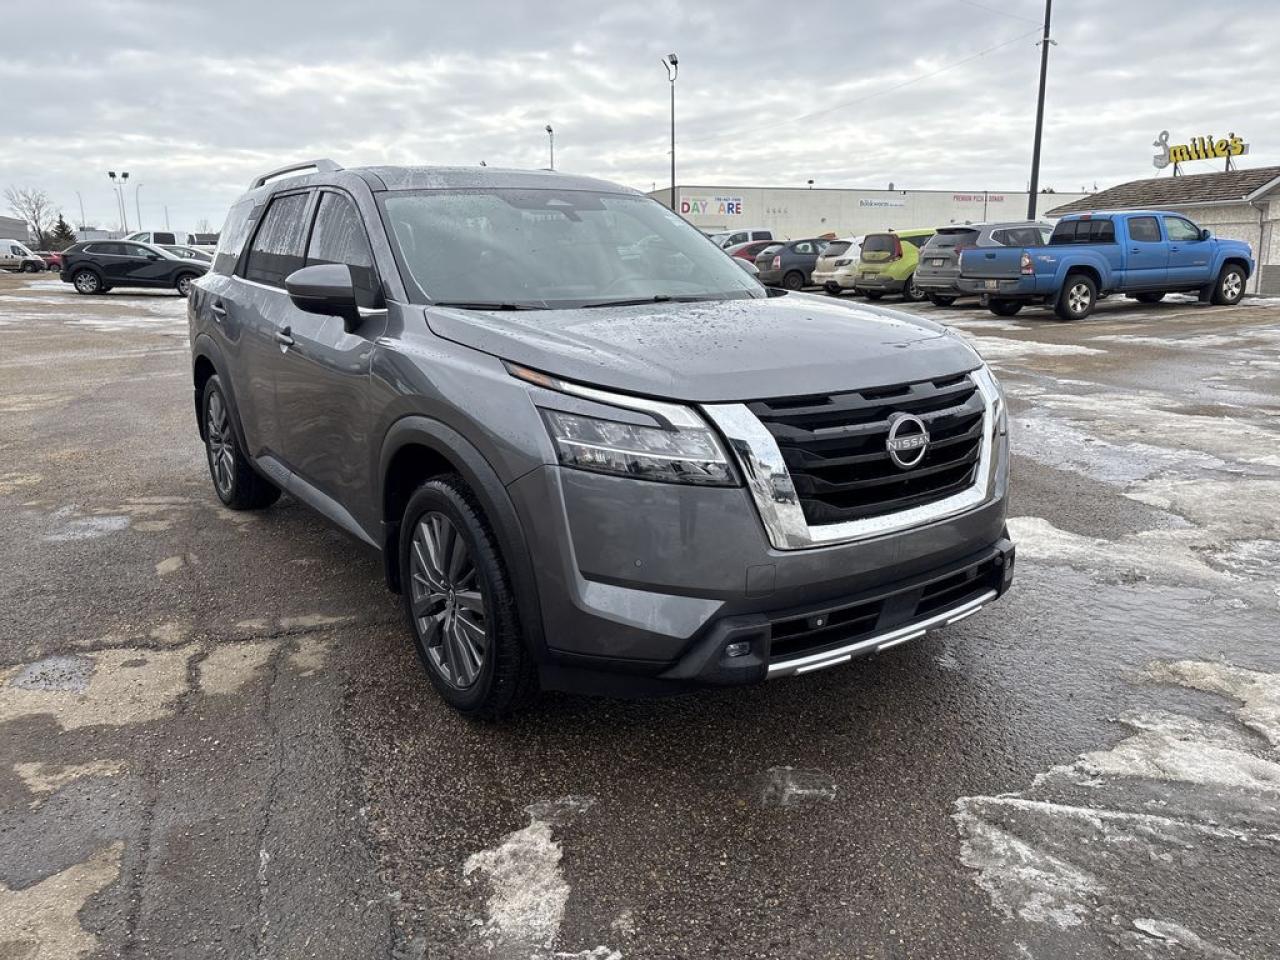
[990,226,1045,247]
[750,231,771,240]
[1050,219,1116,244]
[122,243,153,258]
[862,234,896,254]
[306,192,379,307]
[927,229,979,250]
[244,192,309,287]
[152,232,176,245]
[1165,217,1200,242]
[87,242,126,255]
[213,199,256,275]
[1128,217,1161,242]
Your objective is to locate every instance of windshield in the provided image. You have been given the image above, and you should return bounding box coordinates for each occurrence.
[381,189,764,308]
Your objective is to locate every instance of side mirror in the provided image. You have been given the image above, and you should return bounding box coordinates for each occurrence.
[735,257,761,278]
[286,263,361,331]
[1200,227,1212,241]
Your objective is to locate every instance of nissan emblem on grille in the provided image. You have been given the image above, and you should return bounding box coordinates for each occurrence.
[886,413,930,469]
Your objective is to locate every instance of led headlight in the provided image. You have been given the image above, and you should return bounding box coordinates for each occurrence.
[506,362,736,487]
[973,363,1007,435]
[541,410,735,485]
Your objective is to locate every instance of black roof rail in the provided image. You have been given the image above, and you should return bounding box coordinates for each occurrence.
[249,158,342,190]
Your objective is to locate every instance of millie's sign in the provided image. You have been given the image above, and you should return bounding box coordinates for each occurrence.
[1153,130,1249,169]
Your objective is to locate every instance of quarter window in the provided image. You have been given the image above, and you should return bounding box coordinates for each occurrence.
[1128,217,1161,243]
[244,192,310,287]
[214,199,256,275]
[1164,217,1200,242]
[305,192,379,306]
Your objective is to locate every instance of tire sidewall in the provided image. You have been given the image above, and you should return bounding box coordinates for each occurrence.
[400,481,510,713]
[1217,266,1244,305]
[783,271,804,291]
[201,376,241,506]
[73,269,101,294]
[1059,275,1096,320]
[176,273,195,297]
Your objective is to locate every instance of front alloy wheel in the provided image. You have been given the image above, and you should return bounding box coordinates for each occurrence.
[410,512,488,689]
[73,270,101,294]
[177,274,194,297]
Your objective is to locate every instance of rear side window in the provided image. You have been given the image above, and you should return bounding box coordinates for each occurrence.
[214,199,257,275]
[1050,219,1117,245]
[1127,217,1161,243]
[87,242,126,255]
[305,192,379,307]
[244,192,310,287]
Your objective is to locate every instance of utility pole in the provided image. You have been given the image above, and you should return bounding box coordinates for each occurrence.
[662,53,678,210]
[75,191,86,230]
[546,124,554,170]
[1026,0,1053,220]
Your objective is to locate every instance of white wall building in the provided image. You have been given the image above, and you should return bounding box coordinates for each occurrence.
[647,185,1094,239]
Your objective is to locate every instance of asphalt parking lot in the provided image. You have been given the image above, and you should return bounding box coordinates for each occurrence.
[2,271,1278,960]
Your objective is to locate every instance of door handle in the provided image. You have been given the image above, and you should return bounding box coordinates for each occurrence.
[210,300,227,321]
[275,326,294,348]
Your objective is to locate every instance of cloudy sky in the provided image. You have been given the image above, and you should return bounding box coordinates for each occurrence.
[3,0,1277,233]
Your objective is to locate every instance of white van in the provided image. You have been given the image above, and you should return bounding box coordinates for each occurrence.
[1,239,45,272]
[125,230,213,251]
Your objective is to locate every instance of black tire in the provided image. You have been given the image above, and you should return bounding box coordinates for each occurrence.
[175,272,198,297]
[1210,264,1246,306]
[72,269,103,295]
[927,294,957,307]
[1133,292,1165,304]
[863,290,883,300]
[1054,273,1097,321]
[901,274,925,302]
[824,284,842,297]
[201,375,280,510]
[400,476,538,718]
[988,299,1023,317]
[22,261,39,273]
[782,271,804,291]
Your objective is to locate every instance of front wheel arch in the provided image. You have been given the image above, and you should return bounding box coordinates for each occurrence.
[378,417,547,660]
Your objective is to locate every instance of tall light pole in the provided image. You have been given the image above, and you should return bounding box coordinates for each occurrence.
[545,124,554,170]
[1026,0,1053,220]
[75,191,87,230]
[107,171,130,231]
[662,53,678,210]
[134,183,144,232]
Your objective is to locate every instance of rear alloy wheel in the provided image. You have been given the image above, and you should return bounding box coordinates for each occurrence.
[400,476,537,717]
[201,375,280,510]
[988,299,1023,317]
[902,274,925,302]
[22,261,39,273]
[1211,265,1245,306]
[72,269,102,295]
[175,273,196,297]
[782,271,805,291]
[1055,273,1097,321]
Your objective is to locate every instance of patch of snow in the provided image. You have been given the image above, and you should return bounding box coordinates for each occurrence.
[759,766,838,806]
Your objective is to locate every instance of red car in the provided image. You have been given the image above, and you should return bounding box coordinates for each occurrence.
[35,251,63,271]
[724,239,778,263]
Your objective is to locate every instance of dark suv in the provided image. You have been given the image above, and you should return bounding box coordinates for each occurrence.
[60,240,207,296]
[190,159,1014,717]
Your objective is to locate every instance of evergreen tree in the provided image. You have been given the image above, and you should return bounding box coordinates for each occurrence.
[48,214,77,250]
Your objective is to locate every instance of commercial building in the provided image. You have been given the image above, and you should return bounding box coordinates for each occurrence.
[0,215,30,244]
[647,185,1093,240]
[1046,166,1280,294]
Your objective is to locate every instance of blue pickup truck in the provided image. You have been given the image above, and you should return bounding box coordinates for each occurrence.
[957,211,1255,320]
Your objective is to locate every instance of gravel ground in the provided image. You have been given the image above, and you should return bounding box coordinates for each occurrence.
[1,271,1277,959]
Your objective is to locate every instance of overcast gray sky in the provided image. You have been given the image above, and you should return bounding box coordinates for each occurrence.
[3,0,1277,232]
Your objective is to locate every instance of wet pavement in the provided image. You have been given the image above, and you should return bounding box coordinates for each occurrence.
[1,272,1277,959]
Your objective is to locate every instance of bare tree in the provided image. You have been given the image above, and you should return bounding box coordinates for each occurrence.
[4,187,55,247]
[195,217,213,233]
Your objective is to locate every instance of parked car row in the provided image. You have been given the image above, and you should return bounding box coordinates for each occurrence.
[57,239,209,296]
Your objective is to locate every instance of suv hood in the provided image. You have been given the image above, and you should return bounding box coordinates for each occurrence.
[425,293,982,403]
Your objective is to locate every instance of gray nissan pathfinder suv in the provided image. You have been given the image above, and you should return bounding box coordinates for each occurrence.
[189,160,1014,717]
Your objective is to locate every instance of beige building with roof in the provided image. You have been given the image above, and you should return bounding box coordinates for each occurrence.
[1047,166,1280,295]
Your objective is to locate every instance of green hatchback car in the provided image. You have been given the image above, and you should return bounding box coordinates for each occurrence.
[853,228,935,301]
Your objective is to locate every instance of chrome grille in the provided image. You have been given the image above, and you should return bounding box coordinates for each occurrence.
[746,374,984,525]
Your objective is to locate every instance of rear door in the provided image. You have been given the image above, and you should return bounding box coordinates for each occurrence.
[1120,216,1169,289]
[274,189,386,505]
[919,228,978,281]
[118,242,178,287]
[232,189,315,461]
[1163,215,1211,287]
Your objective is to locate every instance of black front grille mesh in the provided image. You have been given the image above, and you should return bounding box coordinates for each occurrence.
[748,374,984,525]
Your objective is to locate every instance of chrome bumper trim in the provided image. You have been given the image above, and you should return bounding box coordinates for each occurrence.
[702,366,1005,551]
[767,588,998,679]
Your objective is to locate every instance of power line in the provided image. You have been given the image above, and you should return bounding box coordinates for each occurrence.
[955,0,1042,25]
[680,27,1043,146]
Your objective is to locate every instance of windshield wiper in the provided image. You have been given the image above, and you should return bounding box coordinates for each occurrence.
[432,301,545,311]
[580,294,713,309]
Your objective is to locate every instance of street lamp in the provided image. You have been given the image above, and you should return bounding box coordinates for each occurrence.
[107,171,130,232]
[134,183,144,232]
[661,53,678,210]
[545,124,554,170]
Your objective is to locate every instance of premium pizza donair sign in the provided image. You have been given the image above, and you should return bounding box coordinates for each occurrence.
[1153,130,1249,169]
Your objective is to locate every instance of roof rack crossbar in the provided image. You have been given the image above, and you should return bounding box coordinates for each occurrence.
[250,158,342,190]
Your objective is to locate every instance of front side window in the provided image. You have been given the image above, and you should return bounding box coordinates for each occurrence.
[380,189,764,308]
[306,192,379,307]
[1128,217,1161,243]
[122,243,153,258]
[1164,217,1200,242]
[244,192,309,287]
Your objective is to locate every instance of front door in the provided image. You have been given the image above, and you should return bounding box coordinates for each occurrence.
[1122,216,1169,290]
[273,189,386,509]
[1163,216,1212,287]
